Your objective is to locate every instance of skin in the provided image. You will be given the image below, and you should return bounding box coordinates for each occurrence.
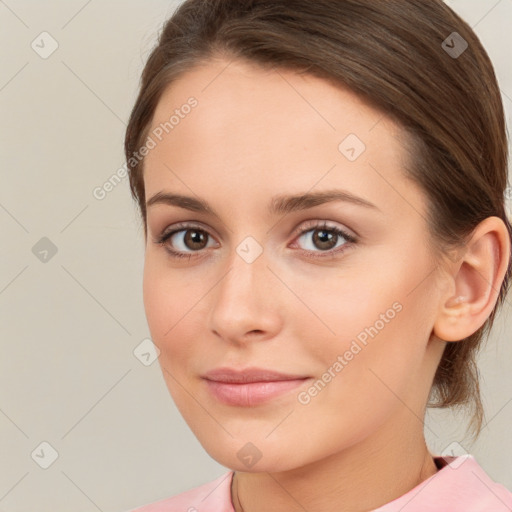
[141,57,510,512]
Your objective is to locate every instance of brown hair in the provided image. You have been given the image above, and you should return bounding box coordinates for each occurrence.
[124,0,512,440]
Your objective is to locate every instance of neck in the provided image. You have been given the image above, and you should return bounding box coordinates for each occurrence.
[231,421,438,512]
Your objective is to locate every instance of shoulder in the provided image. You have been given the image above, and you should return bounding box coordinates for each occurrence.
[376,454,512,512]
[126,471,235,512]
[454,455,512,511]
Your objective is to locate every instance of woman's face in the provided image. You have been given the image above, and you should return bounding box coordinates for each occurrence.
[142,58,447,472]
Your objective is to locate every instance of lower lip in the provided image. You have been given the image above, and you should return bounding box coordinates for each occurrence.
[204,378,310,406]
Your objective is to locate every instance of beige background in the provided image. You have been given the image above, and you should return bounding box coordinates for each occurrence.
[1,1,511,511]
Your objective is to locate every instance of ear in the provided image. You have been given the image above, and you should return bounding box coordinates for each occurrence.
[433,216,511,342]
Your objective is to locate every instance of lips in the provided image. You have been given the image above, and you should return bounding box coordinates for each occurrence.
[202,367,309,383]
[201,367,311,406]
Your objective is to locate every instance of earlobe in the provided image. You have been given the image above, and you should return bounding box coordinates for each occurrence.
[432,216,511,343]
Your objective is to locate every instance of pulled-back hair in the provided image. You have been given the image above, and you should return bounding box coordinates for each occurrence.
[124,0,512,440]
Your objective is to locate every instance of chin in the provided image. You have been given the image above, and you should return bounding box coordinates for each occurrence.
[196,434,310,474]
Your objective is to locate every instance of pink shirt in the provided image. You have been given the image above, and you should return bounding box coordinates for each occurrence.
[129,455,512,511]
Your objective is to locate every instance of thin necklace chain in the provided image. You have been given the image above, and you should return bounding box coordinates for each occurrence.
[233,456,440,511]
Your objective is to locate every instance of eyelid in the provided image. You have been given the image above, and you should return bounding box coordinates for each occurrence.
[154,221,217,242]
[290,219,357,242]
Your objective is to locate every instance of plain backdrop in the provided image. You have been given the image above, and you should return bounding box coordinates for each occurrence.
[1,1,511,511]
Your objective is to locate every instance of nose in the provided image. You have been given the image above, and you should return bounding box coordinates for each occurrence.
[208,242,282,345]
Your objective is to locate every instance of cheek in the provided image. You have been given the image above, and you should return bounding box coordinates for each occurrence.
[142,255,215,381]
[142,257,190,357]
[300,247,436,387]
[142,262,201,414]
[287,267,404,360]
[142,262,168,342]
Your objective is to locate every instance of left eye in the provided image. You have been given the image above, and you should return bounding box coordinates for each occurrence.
[294,224,354,253]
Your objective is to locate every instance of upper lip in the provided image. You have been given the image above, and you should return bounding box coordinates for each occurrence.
[202,367,309,383]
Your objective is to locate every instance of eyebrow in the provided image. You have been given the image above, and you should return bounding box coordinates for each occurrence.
[146,189,379,216]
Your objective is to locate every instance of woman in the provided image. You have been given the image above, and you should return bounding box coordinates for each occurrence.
[124,0,512,510]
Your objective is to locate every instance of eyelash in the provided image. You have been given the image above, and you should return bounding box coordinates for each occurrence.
[154,221,357,261]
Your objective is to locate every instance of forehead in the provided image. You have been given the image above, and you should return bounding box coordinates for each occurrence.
[143,58,424,220]
[150,58,388,142]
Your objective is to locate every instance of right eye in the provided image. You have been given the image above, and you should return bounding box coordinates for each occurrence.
[155,223,218,259]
